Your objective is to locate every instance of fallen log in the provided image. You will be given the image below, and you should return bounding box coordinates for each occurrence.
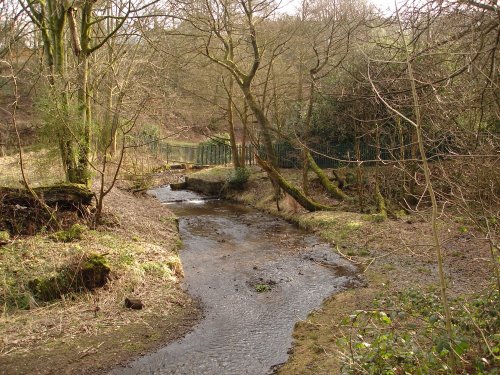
[0,183,93,208]
[0,183,93,235]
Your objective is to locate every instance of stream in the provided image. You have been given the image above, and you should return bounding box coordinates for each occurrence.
[111,186,361,375]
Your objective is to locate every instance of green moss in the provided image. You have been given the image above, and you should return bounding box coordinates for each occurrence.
[255,284,271,293]
[82,253,108,269]
[307,152,349,201]
[51,224,87,243]
[0,230,10,242]
[27,253,110,302]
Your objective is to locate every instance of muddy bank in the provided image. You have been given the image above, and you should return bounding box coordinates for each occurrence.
[111,187,362,374]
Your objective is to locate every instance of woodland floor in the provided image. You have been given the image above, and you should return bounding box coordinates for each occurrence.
[0,183,201,375]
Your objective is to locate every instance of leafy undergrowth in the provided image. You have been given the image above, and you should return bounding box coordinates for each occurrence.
[0,187,200,374]
[188,166,497,374]
[338,290,499,374]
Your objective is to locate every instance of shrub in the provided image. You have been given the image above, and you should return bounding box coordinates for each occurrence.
[227,167,250,189]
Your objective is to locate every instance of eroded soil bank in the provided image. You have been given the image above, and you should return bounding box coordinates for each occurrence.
[111,187,362,374]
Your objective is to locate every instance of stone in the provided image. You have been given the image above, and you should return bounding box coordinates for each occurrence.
[124,298,143,310]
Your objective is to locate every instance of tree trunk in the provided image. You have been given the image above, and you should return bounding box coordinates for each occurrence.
[71,2,93,186]
[227,76,241,169]
[396,116,407,201]
[355,122,364,211]
[375,123,387,218]
[72,51,91,186]
[256,155,331,212]
[301,78,347,201]
[240,101,248,166]
[241,86,281,198]
[240,87,276,166]
[307,152,349,201]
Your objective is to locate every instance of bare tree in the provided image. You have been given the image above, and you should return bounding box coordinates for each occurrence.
[21,0,160,185]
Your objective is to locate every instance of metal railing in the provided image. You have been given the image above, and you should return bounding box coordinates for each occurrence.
[139,133,490,168]
[143,139,384,168]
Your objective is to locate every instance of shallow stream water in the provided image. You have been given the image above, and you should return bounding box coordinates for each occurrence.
[111,186,360,375]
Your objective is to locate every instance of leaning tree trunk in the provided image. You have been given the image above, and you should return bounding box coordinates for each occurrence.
[241,87,281,199]
[301,78,348,201]
[242,87,276,167]
[256,155,331,212]
[306,152,349,201]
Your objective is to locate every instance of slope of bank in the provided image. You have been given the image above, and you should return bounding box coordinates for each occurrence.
[0,187,201,374]
[185,166,497,374]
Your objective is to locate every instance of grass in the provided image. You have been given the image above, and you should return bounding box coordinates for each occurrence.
[0,218,183,312]
[0,190,194,372]
[187,165,232,182]
[0,149,199,373]
[0,149,64,188]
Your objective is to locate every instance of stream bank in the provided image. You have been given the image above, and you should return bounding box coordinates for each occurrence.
[180,166,495,374]
[111,186,362,374]
[0,187,201,375]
